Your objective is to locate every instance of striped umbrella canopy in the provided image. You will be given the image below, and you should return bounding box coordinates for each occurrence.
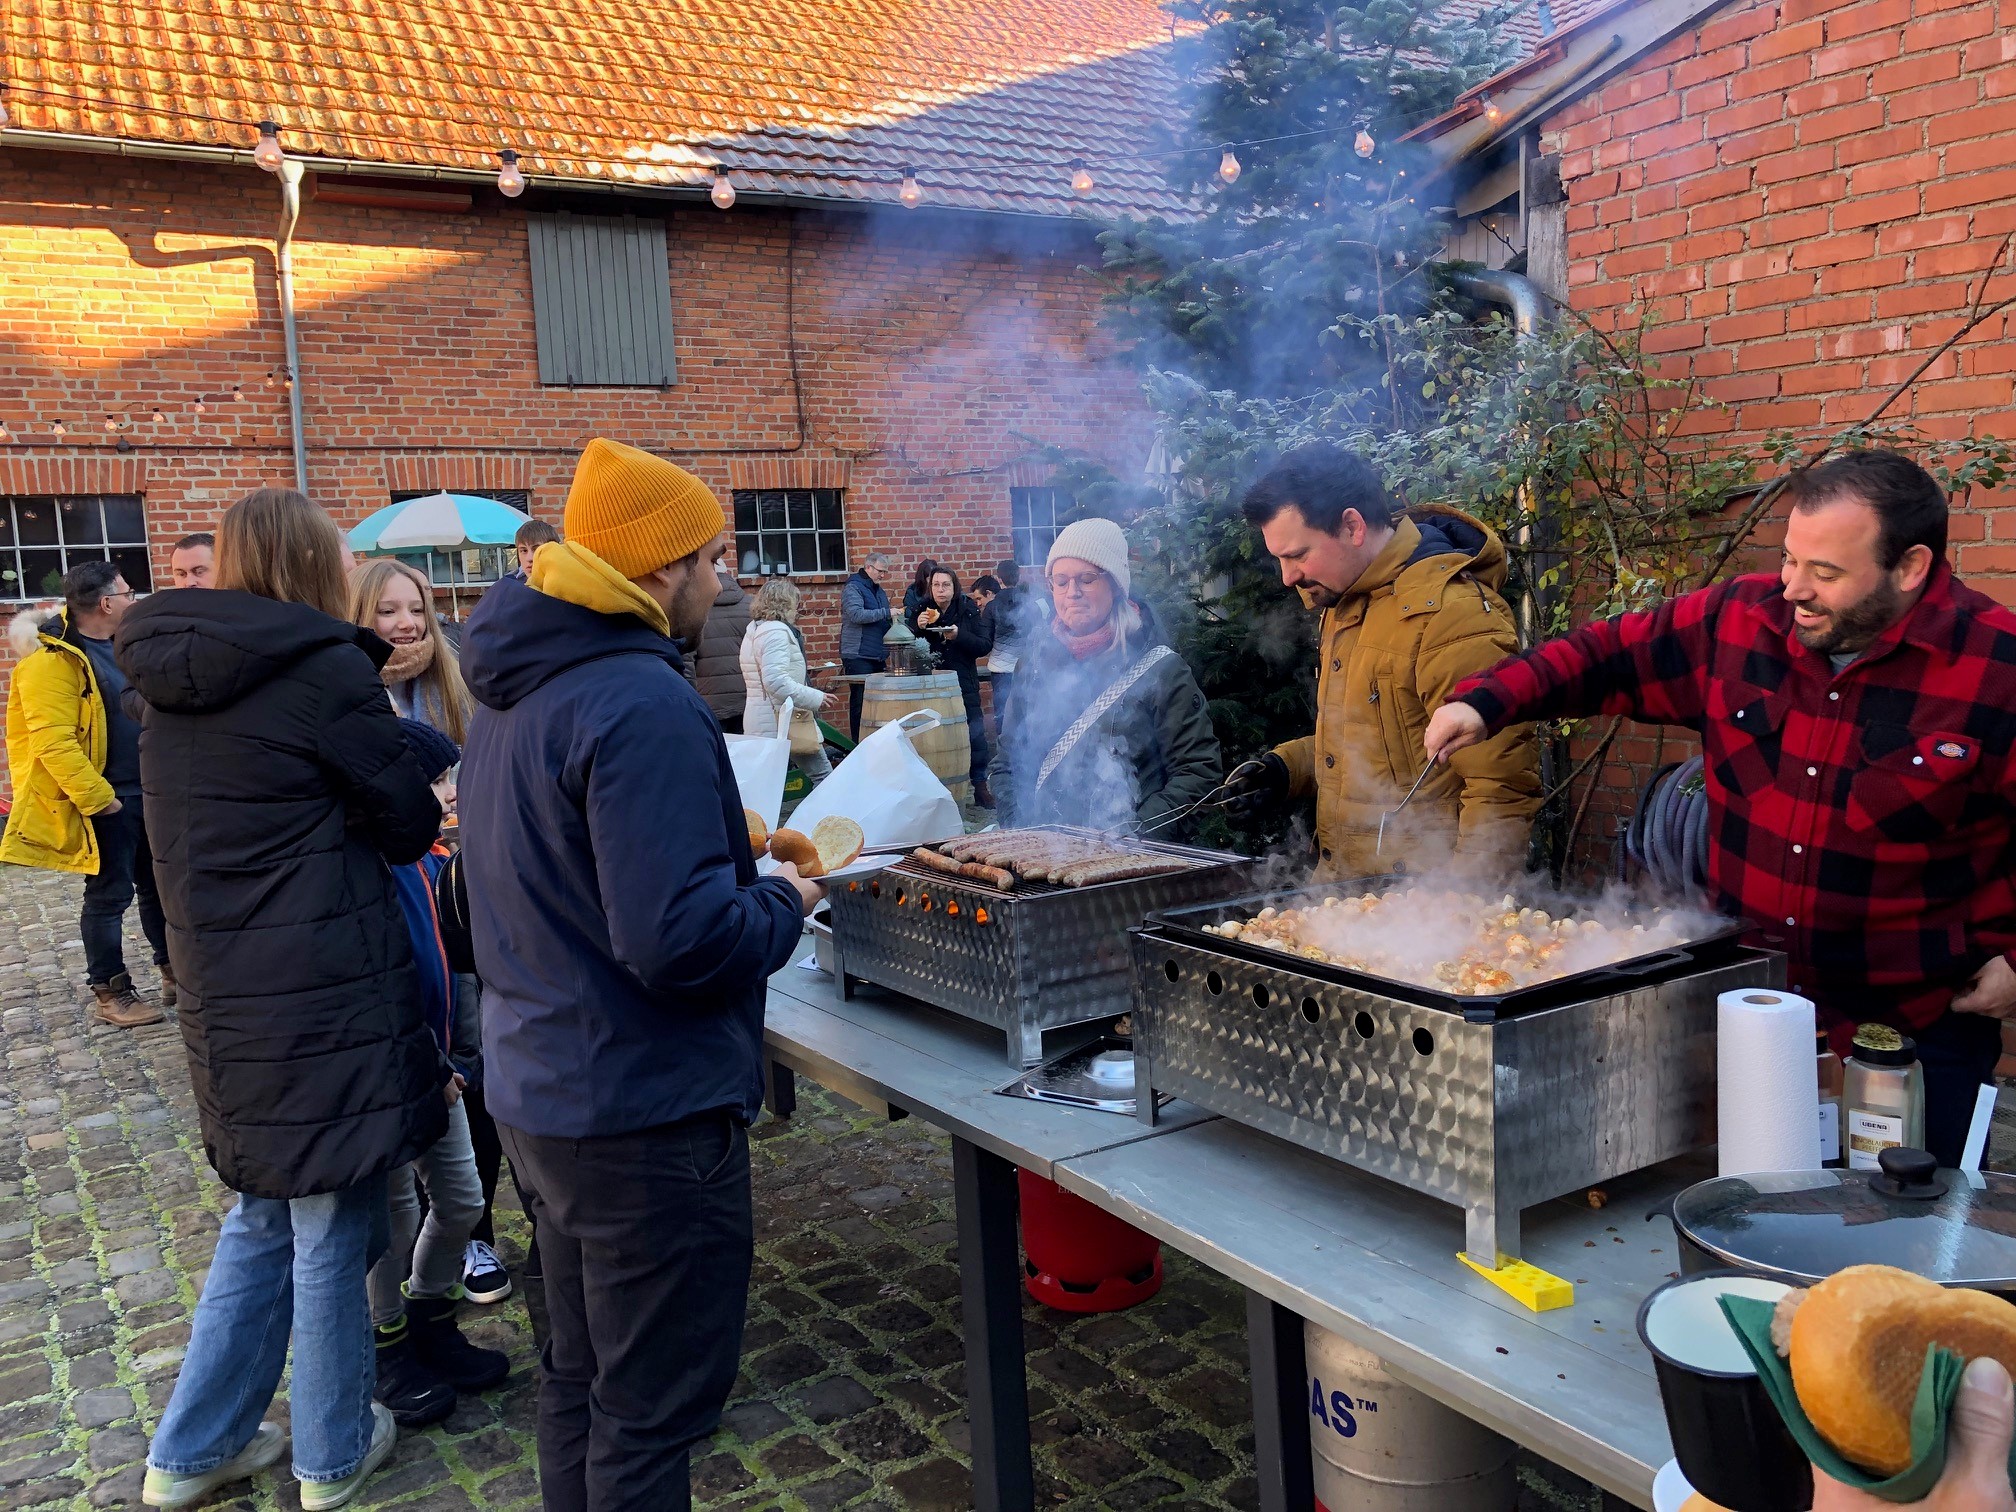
[349,493,532,552]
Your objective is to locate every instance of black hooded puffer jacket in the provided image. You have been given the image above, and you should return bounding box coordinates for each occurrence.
[116,590,448,1199]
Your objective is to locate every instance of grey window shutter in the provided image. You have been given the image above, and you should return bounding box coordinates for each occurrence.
[526,213,678,386]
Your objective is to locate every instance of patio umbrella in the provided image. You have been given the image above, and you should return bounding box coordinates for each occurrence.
[349,492,532,553]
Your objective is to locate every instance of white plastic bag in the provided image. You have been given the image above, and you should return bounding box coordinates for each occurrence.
[725,727,792,829]
[784,710,961,850]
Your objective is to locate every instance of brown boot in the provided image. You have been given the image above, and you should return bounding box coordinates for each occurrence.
[158,962,177,1010]
[91,973,163,1029]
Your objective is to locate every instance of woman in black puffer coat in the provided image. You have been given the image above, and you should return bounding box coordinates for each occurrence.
[118,488,445,1507]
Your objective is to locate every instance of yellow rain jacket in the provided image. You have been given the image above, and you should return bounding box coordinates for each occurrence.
[1271,506,1541,881]
[1,608,115,875]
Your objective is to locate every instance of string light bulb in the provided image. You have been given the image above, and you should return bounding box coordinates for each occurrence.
[0,422,9,442]
[898,168,922,207]
[1217,146,1241,184]
[1070,159,1094,195]
[229,385,243,401]
[103,414,119,433]
[192,398,207,416]
[150,409,166,424]
[709,169,736,209]
[50,420,65,438]
[252,120,285,173]
[496,149,526,198]
[1354,128,1376,159]
[0,85,9,134]
[1482,93,1503,123]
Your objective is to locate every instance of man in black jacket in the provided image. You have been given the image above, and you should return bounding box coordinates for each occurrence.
[461,439,819,1512]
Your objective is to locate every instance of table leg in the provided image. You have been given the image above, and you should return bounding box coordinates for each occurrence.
[765,1060,797,1119]
[952,1137,1034,1512]
[1246,1290,1313,1512]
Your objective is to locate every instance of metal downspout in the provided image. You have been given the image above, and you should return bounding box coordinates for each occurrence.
[276,160,309,494]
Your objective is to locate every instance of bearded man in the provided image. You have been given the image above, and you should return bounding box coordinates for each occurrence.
[1427,448,2016,1167]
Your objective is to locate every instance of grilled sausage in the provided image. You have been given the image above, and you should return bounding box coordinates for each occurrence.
[909,848,1018,890]
[1054,856,1192,887]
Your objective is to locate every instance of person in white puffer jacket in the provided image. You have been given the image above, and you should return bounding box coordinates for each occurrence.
[739,577,832,784]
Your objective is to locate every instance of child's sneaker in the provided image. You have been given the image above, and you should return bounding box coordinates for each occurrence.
[462,1239,511,1304]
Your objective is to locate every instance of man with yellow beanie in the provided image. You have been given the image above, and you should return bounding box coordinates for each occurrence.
[458,438,821,1512]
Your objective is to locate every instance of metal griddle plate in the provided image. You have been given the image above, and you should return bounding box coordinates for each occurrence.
[1141,876,1753,1022]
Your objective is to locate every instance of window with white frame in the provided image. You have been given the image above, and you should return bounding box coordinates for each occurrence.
[0,495,151,601]
[384,490,530,587]
[731,489,847,577]
[1009,487,1071,568]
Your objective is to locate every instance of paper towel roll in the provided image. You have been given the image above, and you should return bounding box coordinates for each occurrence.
[1718,988,1822,1176]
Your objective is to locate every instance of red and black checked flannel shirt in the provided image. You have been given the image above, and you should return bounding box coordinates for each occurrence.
[1454,561,2016,1037]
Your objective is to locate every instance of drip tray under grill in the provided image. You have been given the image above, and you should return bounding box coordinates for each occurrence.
[997,1036,1167,1116]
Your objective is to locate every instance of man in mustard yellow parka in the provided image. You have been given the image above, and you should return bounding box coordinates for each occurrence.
[1223,443,1541,880]
[2,561,167,1026]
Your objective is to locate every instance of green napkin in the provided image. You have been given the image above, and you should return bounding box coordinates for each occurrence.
[1717,1293,2014,1503]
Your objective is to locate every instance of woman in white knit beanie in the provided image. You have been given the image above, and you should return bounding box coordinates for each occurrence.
[988,518,1221,833]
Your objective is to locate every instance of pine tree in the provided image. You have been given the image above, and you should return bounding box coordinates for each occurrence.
[1088,0,1515,801]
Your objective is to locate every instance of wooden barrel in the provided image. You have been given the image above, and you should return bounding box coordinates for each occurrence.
[860,672,971,803]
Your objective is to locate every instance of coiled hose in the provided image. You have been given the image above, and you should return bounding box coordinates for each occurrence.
[1620,754,1709,900]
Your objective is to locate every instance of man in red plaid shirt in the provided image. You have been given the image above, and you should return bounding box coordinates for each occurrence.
[1425,450,2016,1166]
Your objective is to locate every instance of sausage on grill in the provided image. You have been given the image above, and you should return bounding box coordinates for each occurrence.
[909,848,1017,890]
[1054,856,1192,887]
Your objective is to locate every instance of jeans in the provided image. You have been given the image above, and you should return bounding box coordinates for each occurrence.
[841,656,883,742]
[499,1114,753,1512]
[82,800,167,985]
[989,670,1015,738]
[148,1175,389,1484]
[368,1101,485,1324]
[1916,1009,2001,1167]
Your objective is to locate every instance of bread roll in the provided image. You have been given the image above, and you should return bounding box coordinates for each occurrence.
[812,816,865,873]
[1789,1264,2016,1475]
[768,827,822,877]
[1681,1494,1735,1512]
[745,808,768,858]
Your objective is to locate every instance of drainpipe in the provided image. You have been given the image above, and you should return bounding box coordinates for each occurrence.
[1452,268,1546,340]
[275,159,309,494]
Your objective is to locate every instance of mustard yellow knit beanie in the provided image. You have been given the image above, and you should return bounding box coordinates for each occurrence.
[562,438,724,578]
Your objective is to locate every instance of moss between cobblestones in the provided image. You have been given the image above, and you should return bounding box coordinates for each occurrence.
[0,874,1608,1510]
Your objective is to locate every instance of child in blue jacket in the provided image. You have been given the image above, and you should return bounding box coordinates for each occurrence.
[366,720,510,1426]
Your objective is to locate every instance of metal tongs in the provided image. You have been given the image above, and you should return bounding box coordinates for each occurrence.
[1134,780,1236,839]
[1375,758,1439,856]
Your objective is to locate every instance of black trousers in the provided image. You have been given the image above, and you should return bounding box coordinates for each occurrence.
[1916,1009,2001,1167]
[841,656,883,741]
[81,801,167,986]
[499,1114,753,1512]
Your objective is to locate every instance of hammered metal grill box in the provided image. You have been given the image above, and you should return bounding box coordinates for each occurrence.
[827,827,1255,1066]
[1130,884,1784,1265]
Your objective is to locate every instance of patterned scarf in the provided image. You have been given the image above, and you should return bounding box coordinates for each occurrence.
[1052,615,1117,662]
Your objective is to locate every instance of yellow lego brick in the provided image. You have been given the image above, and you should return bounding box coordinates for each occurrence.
[1457,1251,1575,1313]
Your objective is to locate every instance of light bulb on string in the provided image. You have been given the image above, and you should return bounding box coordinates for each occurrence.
[192,398,207,416]
[1354,128,1376,159]
[103,415,119,434]
[50,420,66,438]
[496,149,526,197]
[898,168,922,207]
[1070,160,1094,195]
[0,422,10,442]
[230,385,243,401]
[1482,93,1503,123]
[150,409,166,424]
[0,85,9,134]
[709,169,736,209]
[253,120,285,173]
[1217,146,1241,184]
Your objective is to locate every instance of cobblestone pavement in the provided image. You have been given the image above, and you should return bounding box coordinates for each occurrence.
[0,869,1610,1511]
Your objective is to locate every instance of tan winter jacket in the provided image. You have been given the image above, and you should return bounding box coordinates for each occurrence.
[1271,506,1541,881]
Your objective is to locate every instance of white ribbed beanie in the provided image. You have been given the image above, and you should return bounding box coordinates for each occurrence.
[1045,517,1131,597]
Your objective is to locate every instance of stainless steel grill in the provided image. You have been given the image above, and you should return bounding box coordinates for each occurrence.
[827,826,1255,1066]
[1130,885,1785,1265]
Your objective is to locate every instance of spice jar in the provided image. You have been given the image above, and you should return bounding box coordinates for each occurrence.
[1841,1025,1924,1172]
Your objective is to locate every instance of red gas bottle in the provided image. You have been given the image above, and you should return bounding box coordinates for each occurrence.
[1017,1169,1163,1313]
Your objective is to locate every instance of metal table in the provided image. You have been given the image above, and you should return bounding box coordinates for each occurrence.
[764,946,1691,1511]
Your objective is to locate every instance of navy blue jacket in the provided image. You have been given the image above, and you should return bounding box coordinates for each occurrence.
[457,576,804,1137]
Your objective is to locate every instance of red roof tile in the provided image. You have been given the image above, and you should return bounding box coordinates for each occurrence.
[3,0,1195,218]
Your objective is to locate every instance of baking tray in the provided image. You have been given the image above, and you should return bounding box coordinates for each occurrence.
[1140,876,1753,1022]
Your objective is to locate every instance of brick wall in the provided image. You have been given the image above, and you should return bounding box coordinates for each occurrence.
[1536,0,2016,868]
[0,144,1149,742]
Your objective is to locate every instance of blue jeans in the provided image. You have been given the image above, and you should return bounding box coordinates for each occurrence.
[148,1175,389,1483]
[82,800,167,985]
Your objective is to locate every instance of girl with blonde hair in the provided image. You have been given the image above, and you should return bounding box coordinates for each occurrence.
[348,558,472,743]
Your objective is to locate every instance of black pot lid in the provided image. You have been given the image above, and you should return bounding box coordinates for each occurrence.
[1673,1149,2016,1287]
